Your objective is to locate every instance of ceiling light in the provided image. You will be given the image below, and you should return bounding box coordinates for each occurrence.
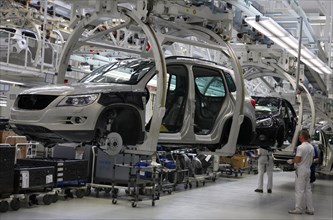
[245,16,332,75]
[0,79,25,86]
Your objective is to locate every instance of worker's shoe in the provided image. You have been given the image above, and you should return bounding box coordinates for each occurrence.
[254,189,263,193]
[267,189,272,193]
[288,209,302,214]
[305,210,314,215]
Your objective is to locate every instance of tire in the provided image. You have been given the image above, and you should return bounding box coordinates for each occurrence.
[10,199,20,211]
[43,195,52,205]
[51,193,59,203]
[75,189,85,198]
[0,201,9,213]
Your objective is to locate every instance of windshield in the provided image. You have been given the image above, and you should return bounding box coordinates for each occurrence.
[79,59,154,85]
[254,97,280,113]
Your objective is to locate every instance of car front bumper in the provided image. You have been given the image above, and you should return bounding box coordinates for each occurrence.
[10,102,104,143]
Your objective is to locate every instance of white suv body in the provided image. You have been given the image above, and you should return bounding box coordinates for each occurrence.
[10,57,256,150]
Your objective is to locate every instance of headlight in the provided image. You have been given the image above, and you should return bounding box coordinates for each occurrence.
[256,118,273,127]
[57,94,99,107]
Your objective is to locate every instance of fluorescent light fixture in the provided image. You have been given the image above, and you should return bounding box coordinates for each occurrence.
[0,79,25,86]
[245,16,332,75]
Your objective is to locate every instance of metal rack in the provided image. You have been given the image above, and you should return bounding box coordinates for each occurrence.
[86,146,160,207]
[110,154,160,207]
[85,146,114,197]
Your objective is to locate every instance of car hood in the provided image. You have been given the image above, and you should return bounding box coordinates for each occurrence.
[20,83,135,96]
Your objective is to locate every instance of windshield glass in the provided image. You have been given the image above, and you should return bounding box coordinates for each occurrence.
[79,59,154,85]
[254,97,280,113]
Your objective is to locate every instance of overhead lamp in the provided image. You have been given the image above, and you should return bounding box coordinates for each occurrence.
[0,79,25,86]
[245,16,332,75]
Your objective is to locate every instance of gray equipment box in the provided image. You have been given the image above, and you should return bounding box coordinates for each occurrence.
[94,148,141,185]
[52,144,93,179]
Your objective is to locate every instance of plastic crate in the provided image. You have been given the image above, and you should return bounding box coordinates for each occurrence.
[13,166,55,193]
[16,158,88,186]
[0,146,15,198]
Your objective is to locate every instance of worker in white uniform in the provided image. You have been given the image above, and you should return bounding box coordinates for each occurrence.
[288,130,315,215]
[254,147,274,193]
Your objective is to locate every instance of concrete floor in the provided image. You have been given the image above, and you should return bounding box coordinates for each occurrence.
[1,170,332,220]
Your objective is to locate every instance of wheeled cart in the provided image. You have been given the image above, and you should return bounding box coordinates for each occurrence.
[219,164,247,177]
[0,146,59,212]
[110,154,160,207]
[85,146,131,198]
[10,165,56,209]
[16,158,88,200]
[185,171,219,189]
[157,150,190,193]
[219,153,249,177]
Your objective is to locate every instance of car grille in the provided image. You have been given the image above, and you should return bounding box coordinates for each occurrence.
[17,94,58,110]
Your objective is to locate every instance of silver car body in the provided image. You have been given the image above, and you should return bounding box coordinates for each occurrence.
[10,57,256,149]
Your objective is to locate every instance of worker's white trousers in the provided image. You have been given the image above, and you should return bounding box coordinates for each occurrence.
[295,167,314,212]
[257,155,273,190]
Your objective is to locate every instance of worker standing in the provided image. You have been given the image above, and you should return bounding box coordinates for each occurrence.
[254,147,274,193]
[288,130,315,215]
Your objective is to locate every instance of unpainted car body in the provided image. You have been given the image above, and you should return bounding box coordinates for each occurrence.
[251,96,297,148]
[10,57,256,150]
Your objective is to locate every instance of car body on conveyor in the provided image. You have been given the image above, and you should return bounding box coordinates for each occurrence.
[10,56,256,151]
[251,96,297,149]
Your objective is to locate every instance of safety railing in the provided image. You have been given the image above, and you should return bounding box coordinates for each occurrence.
[0,29,62,72]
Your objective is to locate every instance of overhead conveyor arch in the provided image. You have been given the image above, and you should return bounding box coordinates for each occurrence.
[55,1,244,156]
[177,25,244,156]
[56,4,167,155]
[243,62,315,149]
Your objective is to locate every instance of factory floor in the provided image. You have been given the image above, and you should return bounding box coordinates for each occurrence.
[1,170,332,220]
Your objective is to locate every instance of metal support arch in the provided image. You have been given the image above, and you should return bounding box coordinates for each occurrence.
[162,24,244,156]
[295,17,303,99]
[123,8,167,155]
[56,14,100,83]
[56,6,167,155]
